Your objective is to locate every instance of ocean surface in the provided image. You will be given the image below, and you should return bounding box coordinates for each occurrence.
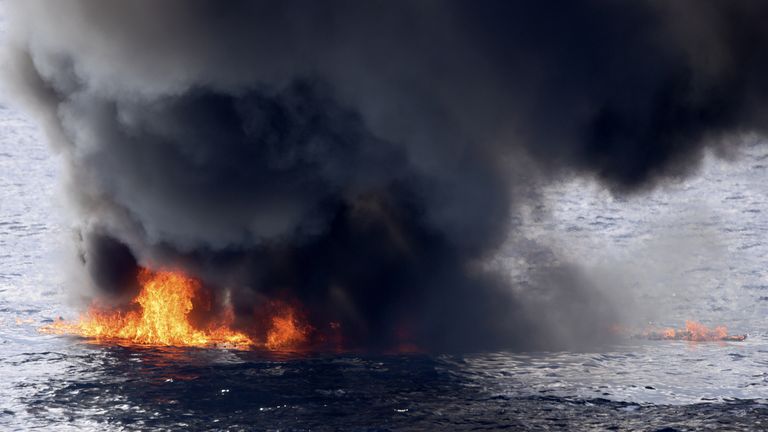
[2,10,768,432]
[2,98,768,431]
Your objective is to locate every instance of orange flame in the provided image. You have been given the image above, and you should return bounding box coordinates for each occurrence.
[265,305,308,350]
[42,269,253,349]
[640,320,745,342]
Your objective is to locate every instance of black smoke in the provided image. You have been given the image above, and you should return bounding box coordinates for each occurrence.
[4,1,768,351]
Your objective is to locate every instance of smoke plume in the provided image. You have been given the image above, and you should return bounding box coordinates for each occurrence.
[4,1,768,350]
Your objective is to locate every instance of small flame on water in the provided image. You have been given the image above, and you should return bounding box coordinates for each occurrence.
[633,320,746,342]
[41,268,309,350]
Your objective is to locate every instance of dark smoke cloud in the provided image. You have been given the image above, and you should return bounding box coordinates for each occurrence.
[4,0,768,350]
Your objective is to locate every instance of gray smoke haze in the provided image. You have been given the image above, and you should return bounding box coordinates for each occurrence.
[3,0,768,351]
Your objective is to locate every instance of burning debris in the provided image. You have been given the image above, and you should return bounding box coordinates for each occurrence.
[633,321,747,342]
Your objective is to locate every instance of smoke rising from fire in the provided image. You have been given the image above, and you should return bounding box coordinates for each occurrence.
[4,1,768,350]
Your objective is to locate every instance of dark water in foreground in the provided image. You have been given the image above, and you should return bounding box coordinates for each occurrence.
[2,336,768,431]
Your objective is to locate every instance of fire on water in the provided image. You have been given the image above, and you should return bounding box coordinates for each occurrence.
[637,320,746,342]
[41,269,308,350]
